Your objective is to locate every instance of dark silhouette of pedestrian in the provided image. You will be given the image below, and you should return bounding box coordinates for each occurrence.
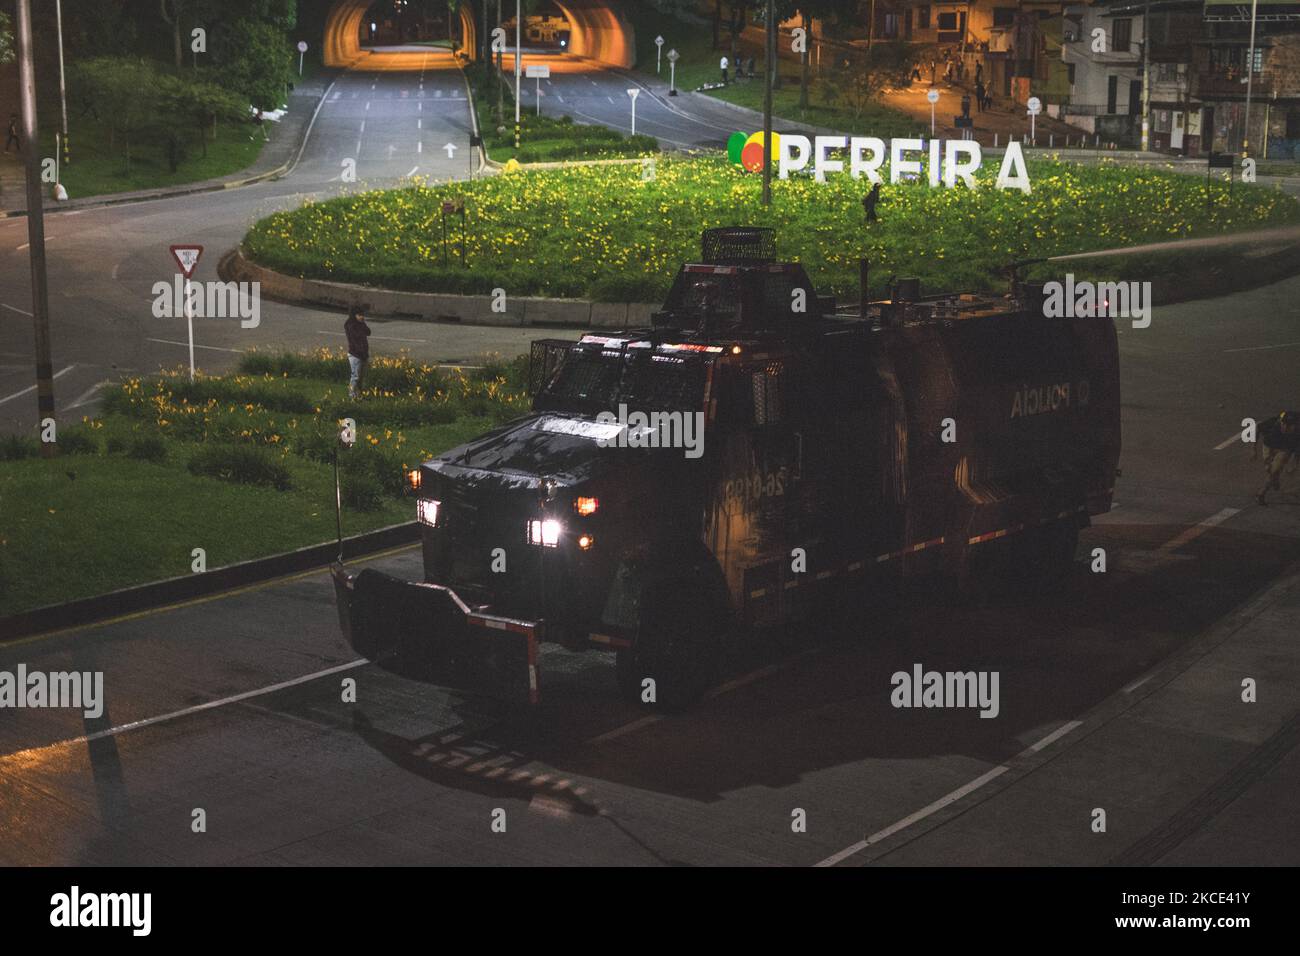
[975,81,986,113]
[961,93,972,119]
[4,114,19,153]
[344,306,371,400]
[1255,410,1300,505]
[975,62,983,85]
[862,183,881,223]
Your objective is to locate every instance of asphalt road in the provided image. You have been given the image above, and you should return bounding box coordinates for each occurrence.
[1,52,1299,866]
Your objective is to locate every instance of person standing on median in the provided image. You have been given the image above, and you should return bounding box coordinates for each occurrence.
[345,306,371,400]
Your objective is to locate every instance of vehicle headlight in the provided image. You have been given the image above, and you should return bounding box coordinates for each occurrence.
[527,518,561,547]
[417,499,440,528]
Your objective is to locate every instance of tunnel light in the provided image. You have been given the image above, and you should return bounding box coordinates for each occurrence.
[528,519,562,548]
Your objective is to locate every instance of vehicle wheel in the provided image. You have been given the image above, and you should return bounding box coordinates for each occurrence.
[618,585,720,712]
[1036,519,1079,588]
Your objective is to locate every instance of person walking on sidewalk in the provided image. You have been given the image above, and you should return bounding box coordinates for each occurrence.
[975,81,986,113]
[1254,410,1300,506]
[4,114,19,153]
[720,55,729,85]
[344,306,371,400]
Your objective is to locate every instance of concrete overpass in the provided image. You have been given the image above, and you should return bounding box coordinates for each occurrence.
[323,0,634,70]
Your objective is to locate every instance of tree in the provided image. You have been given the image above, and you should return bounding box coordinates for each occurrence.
[68,57,160,171]
[790,0,857,112]
[159,0,186,70]
[824,42,919,120]
[156,73,246,163]
[210,17,293,110]
[0,12,14,66]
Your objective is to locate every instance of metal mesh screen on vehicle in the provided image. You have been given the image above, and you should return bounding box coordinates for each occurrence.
[702,227,776,264]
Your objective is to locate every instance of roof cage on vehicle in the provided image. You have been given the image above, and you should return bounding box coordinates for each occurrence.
[701,227,776,265]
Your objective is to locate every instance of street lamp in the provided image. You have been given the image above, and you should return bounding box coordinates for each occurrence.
[514,0,521,150]
[55,0,69,167]
[1242,0,1259,157]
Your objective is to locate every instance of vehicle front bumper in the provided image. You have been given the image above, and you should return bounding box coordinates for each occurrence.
[331,563,542,705]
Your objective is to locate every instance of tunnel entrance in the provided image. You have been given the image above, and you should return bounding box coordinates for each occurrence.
[324,0,633,69]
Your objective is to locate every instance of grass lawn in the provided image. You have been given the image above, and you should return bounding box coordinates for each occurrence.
[243,155,1300,304]
[626,6,923,140]
[466,64,657,163]
[0,350,530,617]
[34,114,267,200]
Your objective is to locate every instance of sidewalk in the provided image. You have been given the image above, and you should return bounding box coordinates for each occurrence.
[0,71,338,219]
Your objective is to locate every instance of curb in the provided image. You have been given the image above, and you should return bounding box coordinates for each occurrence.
[221,247,659,329]
[0,521,419,644]
[0,75,339,221]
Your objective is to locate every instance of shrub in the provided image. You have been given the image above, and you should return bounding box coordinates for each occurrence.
[188,444,291,491]
[340,472,384,512]
[128,435,168,463]
[57,428,99,456]
[0,434,39,461]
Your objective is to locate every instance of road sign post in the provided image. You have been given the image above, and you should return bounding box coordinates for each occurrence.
[927,88,939,137]
[627,88,639,136]
[655,35,664,73]
[526,64,550,117]
[668,49,679,97]
[298,41,308,76]
[1027,96,1042,145]
[170,245,203,382]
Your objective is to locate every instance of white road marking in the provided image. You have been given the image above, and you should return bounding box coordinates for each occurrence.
[66,381,109,410]
[2,660,369,759]
[0,365,76,407]
[1214,432,1242,451]
[417,141,422,154]
[1159,507,1241,553]
[607,96,614,104]
[418,102,422,111]
[417,119,422,129]
[355,139,362,156]
[2,303,34,316]
[365,101,371,111]
[146,337,243,354]
[1123,673,1155,694]
[815,720,1083,867]
[405,166,419,177]
[1223,342,1300,353]
[359,120,366,133]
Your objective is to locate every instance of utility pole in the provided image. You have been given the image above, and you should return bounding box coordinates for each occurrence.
[15,0,56,457]
[1242,0,1259,156]
[515,0,522,150]
[1140,0,1150,152]
[763,0,774,206]
[55,0,69,167]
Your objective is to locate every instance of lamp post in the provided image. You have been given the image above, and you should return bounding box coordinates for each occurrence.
[15,0,56,457]
[1242,0,1259,157]
[55,0,69,167]
[514,0,521,150]
[762,0,774,206]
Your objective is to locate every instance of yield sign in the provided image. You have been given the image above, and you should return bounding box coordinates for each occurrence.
[170,244,203,279]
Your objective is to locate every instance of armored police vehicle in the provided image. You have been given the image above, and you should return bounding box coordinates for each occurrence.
[331,228,1121,708]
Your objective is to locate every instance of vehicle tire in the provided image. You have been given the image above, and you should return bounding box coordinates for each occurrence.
[618,584,721,712]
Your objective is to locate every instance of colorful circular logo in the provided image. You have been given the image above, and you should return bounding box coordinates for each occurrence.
[728,131,781,173]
